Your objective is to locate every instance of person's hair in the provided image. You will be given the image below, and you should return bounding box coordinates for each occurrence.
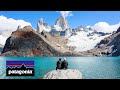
[59,58,61,60]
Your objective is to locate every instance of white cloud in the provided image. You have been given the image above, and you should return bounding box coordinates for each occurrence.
[0,15,32,47]
[0,35,7,46]
[92,22,120,33]
[57,11,73,18]
[0,15,31,31]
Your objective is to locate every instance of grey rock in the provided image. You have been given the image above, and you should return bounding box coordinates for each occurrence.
[43,69,82,79]
[116,27,120,33]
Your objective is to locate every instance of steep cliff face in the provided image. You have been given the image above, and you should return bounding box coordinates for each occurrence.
[50,16,72,37]
[55,16,70,30]
[1,26,63,56]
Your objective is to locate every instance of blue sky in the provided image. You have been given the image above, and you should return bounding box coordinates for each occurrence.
[0,11,120,29]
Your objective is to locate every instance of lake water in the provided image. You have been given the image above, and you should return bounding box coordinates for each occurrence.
[0,56,120,79]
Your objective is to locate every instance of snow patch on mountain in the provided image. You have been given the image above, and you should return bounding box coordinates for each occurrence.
[67,31,111,52]
[51,25,62,31]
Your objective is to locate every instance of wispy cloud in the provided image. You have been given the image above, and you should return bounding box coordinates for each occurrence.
[57,11,73,18]
[92,22,120,33]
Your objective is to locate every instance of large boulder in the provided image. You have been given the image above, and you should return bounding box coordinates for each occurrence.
[43,69,82,79]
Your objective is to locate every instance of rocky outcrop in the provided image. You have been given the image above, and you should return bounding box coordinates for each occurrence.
[1,26,64,56]
[49,16,71,37]
[17,25,22,30]
[37,18,44,33]
[116,27,120,33]
[37,18,51,33]
[43,69,82,79]
[55,16,70,30]
[50,29,61,37]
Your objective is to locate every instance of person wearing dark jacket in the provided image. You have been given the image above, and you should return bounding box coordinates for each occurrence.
[61,58,68,69]
[56,58,62,70]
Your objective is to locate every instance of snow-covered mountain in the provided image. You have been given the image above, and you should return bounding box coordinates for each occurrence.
[67,26,111,52]
[65,28,72,37]
[50,16,72,37]
[0,16,114,53]
[36,17,113,52]
[55,16,70,30]
[37,18,51,33]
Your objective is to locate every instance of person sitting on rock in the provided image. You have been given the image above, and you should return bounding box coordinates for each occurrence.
[61,58,68,70]
[56,58,62,70]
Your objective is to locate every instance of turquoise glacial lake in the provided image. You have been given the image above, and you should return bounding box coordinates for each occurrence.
[0,56,120,79]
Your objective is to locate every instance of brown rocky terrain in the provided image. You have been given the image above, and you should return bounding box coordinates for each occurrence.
[1,26,63,56]
[42,31,75,53]
[1,25,120,56]
[0,26,79,56]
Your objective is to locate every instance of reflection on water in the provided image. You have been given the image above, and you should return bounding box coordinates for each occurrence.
[0,56,120,79]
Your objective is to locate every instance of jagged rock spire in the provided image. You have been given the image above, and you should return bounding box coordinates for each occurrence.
[55,16,70,30]
[37,18,44,33]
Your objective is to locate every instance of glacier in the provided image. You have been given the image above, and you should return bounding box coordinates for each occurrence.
[67,31,110,52]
